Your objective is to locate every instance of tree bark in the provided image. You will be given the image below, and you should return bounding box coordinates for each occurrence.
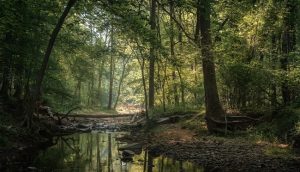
[0,32,13,100]
[136,41,149,120]
[148,0,156,109]
[98,59,104,107]
[177,9,185,106]
[198,0,225,131]
[169,0,179,106]
[25,0,77,128]
[108,25,114,110]
[114,57,129,109]
[34,0,77,99]
[281,0,296,105]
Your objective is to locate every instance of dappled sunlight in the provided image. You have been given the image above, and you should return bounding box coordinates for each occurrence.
[154,124,199,144]
[1,0,300,171]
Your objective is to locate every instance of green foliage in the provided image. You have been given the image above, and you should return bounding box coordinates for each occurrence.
[245,107,300,142]
[264,146,294,158]
[0,0,300,144]
[219,62,278,110]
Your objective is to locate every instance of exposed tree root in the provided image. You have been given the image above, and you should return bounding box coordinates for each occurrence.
[205,114,260,133]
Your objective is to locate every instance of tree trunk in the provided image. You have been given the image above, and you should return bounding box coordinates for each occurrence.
[0,32,13,100]
[169,0,179,106]
[270,34,278,107]
[198,0,225,131]
[108,25,114,110]
[281,0,296,105]
[98,59,104,107]
[148,0,156,109]
[25,0,77,128]
[34,0,77,99]
[177,9,185,106]
[136,41,149,120]
[114,58,129,109]
[162,63,167,112]
[176,67,185,106]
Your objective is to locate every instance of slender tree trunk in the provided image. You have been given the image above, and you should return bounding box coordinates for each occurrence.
[271,34,277,107]
[13,47,24,100]
[136,42,149,120]
[137,57,149,119]
[169,0,179,106]
[90,71,95,105]
[162,63,167,112]
[114,58,129,109]
[148,0,156,109]
[98,59,104,107]
[281,0,296,105]
[177,9,185,106]
[34,0,77,99]
[25,0,77,128]
[198,0,225,131]
[0,32,13,100]
[108,26,114,110]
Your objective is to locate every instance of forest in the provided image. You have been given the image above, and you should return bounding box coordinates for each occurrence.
[1,0,300,171]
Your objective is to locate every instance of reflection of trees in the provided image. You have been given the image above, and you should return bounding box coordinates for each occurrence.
[34,132,205,172]
[160,157,165,172]
[147,152,153,172]
[61,137,76,151]
[33,136,77,170]
[107,133,113,172]
[96,133,102,172]
[143,151,148,172]
[179,161,183,172]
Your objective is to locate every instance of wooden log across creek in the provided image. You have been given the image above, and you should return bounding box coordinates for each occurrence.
[67,113,142,118]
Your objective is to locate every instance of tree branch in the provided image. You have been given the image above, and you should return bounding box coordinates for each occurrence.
[155,0,196,45]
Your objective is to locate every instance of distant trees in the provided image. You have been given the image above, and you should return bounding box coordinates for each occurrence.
[1,0,300,132]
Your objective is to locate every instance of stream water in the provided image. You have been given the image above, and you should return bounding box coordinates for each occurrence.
[8,132,204,172]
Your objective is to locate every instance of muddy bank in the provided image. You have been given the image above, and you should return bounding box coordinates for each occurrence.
[147,141,300,172]
[0,130,54,171]
[120,123,300,172]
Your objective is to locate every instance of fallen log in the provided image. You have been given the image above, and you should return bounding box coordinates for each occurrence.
[67,113,144,118]
[54,106,81,124]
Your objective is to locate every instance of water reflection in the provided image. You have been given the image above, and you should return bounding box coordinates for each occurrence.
[33,132,203,172]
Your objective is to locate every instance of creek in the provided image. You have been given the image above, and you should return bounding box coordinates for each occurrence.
[5,131,203,172]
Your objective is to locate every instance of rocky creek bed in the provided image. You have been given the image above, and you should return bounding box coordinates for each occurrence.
[147,141,300,172]
[1,114,300,171]
[118,123,300,172]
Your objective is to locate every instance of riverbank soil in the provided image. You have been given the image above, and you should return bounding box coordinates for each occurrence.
[1,110,300,171]
[123,115,300,172]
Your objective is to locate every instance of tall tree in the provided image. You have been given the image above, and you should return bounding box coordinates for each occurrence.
[148,0,157,109]
[281,0,297,105]
[169,0,179,106]
[198,0,225,131]
[25,0,77,128]
[108,25,115,110]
